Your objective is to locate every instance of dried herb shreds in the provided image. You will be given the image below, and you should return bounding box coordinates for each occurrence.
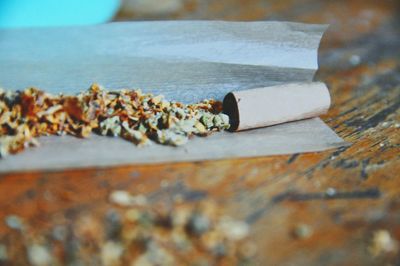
[0,84,230,157]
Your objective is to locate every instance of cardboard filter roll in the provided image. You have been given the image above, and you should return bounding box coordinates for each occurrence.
[223,82,331,131]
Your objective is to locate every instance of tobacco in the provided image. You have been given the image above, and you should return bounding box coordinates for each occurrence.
[0,84,230,157]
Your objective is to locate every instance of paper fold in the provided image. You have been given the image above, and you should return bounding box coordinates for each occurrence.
[0,21,327,103]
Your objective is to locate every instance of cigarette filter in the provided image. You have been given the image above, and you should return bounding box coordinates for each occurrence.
[223,82,331,131]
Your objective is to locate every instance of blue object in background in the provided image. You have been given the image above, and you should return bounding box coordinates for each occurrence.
[0,0,121,28]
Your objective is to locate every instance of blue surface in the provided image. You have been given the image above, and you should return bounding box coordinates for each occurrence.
[0,0,121,28]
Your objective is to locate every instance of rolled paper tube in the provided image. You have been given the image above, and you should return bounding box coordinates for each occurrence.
[223,82,331,131]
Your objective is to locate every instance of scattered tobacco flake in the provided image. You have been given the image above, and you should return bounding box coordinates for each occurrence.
[368,230,398,256]
[0,192,256,265]
[292,224,313,239]
[0,84,230,157]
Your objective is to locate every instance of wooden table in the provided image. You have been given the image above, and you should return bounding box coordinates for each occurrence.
[1,0,399,265]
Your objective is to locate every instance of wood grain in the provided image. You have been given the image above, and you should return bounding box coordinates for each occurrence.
[1,0,399,265]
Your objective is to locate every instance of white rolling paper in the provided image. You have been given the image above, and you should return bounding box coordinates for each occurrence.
[0,21,347,173]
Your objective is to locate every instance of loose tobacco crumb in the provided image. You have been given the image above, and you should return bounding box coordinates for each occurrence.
[0,84,230,157]
[368,230,398,256]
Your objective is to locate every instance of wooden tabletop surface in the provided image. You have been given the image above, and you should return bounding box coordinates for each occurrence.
[1,0,399,265]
